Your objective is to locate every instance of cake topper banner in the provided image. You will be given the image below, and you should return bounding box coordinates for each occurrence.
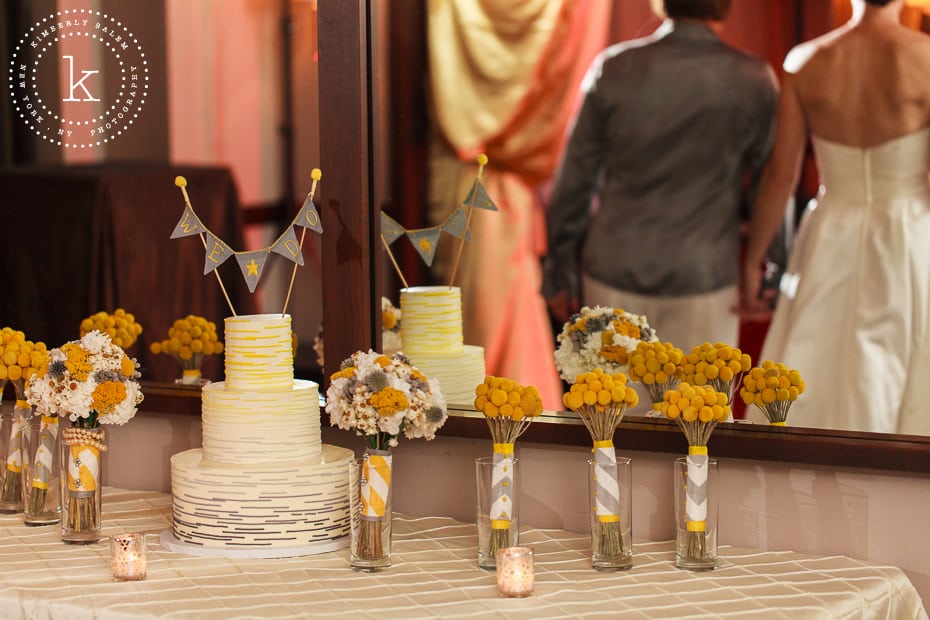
[379,206,473,269]
[171,170,323,313]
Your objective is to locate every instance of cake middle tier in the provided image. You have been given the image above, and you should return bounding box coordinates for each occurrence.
[201,379,322,465]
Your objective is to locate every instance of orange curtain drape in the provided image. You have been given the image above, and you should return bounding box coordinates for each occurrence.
[427,0,611,409]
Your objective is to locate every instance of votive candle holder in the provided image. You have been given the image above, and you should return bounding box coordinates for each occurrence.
[111,533,147,581]
[495,546,534,597]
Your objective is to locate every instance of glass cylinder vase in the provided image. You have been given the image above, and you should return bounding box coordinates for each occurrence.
[674,455,718,570]
[0,402,28,513]
[22,413,61,525]
[475,455,519,570]
[349,451,392,571]
[587,452,632,570]
[60,426,106,544]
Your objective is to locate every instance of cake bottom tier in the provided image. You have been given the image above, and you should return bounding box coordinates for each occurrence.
[170,444,354,549]
[406,344,485,406]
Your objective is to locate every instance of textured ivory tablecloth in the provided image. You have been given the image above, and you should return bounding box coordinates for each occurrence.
[0,488,925,619]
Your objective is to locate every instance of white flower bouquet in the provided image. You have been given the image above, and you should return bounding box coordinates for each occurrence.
[554,306,657,382]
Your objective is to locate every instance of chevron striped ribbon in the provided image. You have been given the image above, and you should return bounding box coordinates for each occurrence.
[5,403,28,474]
[361,450,392,519]
[491,443,514,530]
[67,443,101,493]
[31,416,59,490]
[592,440,621,523]
[685,447,709,531]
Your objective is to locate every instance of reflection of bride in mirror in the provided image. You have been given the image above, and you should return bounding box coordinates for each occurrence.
[742,0,930,434]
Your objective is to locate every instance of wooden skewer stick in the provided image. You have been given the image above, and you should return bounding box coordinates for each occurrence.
[175,176,237,316]
[282,168,322,316]
[448,153,488,287]
[381,233,409,288]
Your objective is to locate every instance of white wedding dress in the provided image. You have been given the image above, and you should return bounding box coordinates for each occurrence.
[755,127,930,435]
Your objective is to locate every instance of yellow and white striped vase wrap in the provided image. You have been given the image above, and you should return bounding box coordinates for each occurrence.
[5,402,28,475]
[361,450,392,519]
[31,415,59,490]
[491,443,515,530]
[67,442,101,494]
[685,447,709,532]
[592,440,621,523]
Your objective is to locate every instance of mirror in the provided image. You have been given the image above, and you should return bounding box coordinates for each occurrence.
[315,0,930,473]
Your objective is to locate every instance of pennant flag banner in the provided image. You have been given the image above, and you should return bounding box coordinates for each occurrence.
[380,211,406,245]
[236,250,270,293]
[203,232,234,275]
[271,227,305,266]
[442,206,472,242]
[173,190,322,293]
[462,180,498,211]
[170,204,208,238]
[295,195,323,233]
[405,227,442,267]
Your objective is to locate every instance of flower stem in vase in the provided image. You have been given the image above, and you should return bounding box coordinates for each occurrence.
[592,441,623,560]
[61,426,106,542]
[488,444,515,558]
[683,451,709,563]
[356,450,392,565]
[0,403,27,510]
[27,414,59,519]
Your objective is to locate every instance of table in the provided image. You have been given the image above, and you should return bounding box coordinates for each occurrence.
[0,164,256,383]
[0,489,925,619]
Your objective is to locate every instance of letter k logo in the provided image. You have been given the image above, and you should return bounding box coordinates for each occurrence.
[62,55,100,102]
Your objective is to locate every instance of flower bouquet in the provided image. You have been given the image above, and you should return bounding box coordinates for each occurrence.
[654,382,730,569]
[149,315,223,384]
[473,376,543,564]
[326,350,447,568]
[0,329,48,513]
[561,367,639,569]
[682,342,752,407]
[627,341,685,416]
[739,360,805,425]
[80,308,143,350]
[554,306,657,382]
[26,331,143,542]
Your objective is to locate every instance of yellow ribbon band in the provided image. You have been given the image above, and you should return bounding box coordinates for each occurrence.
[493,443,514,456]
[41,415,58,425]
[688,445,708,456]
[490,519,511,530]
[6,465,22,473]
[593,440,614,449]
[687,520,706,532]
[32,481,49,490]
[771,421,787,427]
[15,400,28,409]
[597,515,620,523]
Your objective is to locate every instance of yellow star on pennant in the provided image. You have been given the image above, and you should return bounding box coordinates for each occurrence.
[246,259,259,276]
[418,238,433,253]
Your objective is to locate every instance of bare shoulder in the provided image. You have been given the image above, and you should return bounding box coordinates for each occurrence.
[783,26,849,74]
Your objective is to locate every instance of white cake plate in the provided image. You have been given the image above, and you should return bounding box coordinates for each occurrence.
[159,529,349,559]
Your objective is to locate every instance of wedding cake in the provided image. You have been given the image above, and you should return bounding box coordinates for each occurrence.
[400,286,485,404]
[164,314,354,557]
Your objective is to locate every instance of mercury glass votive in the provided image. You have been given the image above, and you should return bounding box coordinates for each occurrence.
[111,533,147,581]
[495,546,534,597]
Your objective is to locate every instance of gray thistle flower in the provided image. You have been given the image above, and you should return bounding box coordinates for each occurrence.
[340,357,356,371]
[364,370,389,393]
[94,369,121,383]
[425,405,446,425]
[48,360,67,380]
[341,377,359,402]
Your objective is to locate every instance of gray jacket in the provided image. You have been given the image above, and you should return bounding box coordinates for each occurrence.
[543,20,780,300]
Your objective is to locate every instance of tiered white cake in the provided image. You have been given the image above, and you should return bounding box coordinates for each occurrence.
[400,286,486,405]
[165,314,353,557]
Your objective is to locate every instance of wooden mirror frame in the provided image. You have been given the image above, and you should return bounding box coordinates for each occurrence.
[314,1,930,475]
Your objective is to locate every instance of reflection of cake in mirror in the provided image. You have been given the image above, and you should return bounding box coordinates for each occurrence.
[163,314,354,558]
[400,286,486,405]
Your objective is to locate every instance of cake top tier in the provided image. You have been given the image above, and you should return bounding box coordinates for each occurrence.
[224,314,294,391]
[400,286,463,354]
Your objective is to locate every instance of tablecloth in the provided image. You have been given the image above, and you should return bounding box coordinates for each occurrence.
[0,489,925,619]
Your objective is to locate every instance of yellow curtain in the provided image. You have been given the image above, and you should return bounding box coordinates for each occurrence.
[427,0,611,409]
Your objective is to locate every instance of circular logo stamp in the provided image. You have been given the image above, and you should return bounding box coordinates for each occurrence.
[7,8,148,149]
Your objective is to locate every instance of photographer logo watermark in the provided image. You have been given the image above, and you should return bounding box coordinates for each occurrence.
[7,8,148,149]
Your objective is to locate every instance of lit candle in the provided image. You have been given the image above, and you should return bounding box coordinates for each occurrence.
[495,546,534,597]
[111,533,147,581]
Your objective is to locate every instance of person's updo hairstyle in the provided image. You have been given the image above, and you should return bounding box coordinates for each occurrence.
[863,0,895,5]
[662,0,732,21]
